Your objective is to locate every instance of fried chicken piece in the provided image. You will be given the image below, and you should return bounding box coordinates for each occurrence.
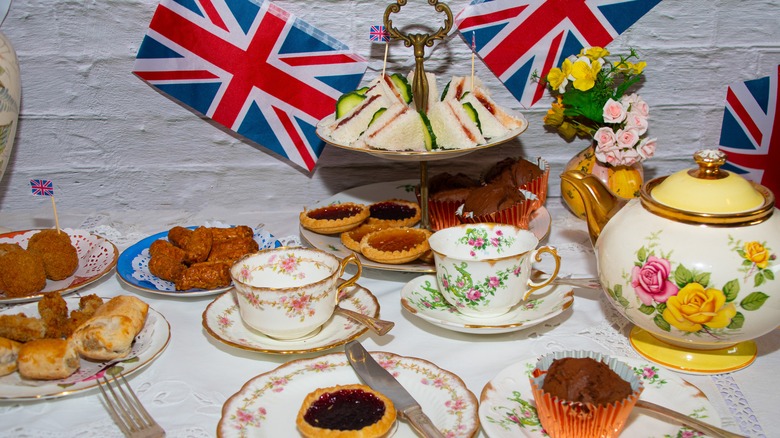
[148,239,187,282]
[0,249,47,297]
[175,261,231,290]
[38,292,72,338]
[167,226,193,249]
[207,236,259,265]
[26,229,79,281]
[210,226,254,243]
[68,294,104,332]
[0,314,46,342]
[181,226,213,265]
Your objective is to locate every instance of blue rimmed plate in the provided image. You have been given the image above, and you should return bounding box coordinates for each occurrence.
[117,225,281,297]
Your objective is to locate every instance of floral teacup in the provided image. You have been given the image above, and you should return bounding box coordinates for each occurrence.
[428,223,561,318]
[230,247,362,340]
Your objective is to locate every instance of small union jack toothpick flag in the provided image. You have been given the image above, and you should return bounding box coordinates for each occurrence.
[453,0,661,108]
[133,0,368,172]
[719,65,780,196]
[30,179,54,197]
[370,25,389,43]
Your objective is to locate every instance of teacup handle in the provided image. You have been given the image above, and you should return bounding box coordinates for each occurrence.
[524,246,561,300]
[335,253,363,301]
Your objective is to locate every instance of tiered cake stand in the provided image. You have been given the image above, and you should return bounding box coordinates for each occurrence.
[315,0,527,229]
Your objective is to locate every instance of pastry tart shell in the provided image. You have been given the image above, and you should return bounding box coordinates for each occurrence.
[297,384,397,438]
[359,227,431,264]
[300,203,370,235]
[366,199,421,228]
[340,223,388,253]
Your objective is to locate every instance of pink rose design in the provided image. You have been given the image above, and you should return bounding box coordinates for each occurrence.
[631,255,679,305]
[602,98,627,123]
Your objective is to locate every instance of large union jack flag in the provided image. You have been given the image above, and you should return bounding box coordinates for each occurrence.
[718,65,780,196]
[133,0,368,172]
[453,0,661,108]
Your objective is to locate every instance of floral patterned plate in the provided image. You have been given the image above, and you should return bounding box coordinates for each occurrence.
[0,296,170,400]
[202,283,380,354]
[479,356,721,438]
[0,228,118,304]
[218,350,480,437]
[117,225,280,297]
[401,275,574,334]
[299,179,552,273]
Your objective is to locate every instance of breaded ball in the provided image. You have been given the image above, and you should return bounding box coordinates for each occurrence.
[26,230,79,281]
[0,250,47,297]
[0,243,23,257]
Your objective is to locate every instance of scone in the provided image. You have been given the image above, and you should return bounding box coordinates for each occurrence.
[0,337,21,376]
[300,202,370,235]
[17,338,80,380]
[297,384,397,438]
[71,295,149,361]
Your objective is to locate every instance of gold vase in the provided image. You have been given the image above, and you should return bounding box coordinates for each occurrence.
[561,143,644,219]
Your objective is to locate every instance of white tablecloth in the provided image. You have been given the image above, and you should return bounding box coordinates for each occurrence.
[0,199,777,438]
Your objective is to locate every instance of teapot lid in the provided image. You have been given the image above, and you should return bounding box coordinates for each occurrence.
[650,149,765,213]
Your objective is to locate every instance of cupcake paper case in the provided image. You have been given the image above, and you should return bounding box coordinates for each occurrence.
[530,350,644,438]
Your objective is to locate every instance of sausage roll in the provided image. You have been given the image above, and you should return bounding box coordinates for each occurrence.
[72,296,149,361]
[17,338,80,380]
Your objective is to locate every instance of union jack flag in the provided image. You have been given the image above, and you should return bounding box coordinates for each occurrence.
[133,0,368,172]
[453,0,661,108]
[30,179,54,197]
[370,25,389,43]
[718,65,780,196]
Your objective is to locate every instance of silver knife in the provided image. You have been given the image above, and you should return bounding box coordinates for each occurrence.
[345,340,445,438]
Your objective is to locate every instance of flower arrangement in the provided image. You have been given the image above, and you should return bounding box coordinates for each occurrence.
[541,46,656,167]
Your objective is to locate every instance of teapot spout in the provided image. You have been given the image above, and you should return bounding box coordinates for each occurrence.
[560,170,628,246]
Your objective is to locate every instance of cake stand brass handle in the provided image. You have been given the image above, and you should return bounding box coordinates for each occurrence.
[334,306,395,336]
[635,400,747,438]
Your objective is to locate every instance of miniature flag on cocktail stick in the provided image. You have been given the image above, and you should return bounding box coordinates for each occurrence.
[470,32,476,91]
[29,179,60,233]
[370,25,390,77]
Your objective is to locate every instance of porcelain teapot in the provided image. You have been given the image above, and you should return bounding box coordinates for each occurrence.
[561,149,779,352]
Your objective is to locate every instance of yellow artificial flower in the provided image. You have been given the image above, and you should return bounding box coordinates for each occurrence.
[614,60,646,75]
[546,58,573,92]
[558,122,579,140]
[662,283,737,332]
[580,46,609,61]
[543,97,565,126]
[570,58,601,91]
[743,241,771,269]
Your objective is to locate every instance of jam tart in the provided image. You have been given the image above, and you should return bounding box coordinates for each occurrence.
[366,199,421,228]
[300,202,370,235]
[296,384,397,438]
[340,223,388,253]
[359,227,431,264]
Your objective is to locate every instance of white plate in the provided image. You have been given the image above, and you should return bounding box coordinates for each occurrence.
[218,350,480,437]
[401,275,574,334]
[0,297,170,400]
[299,180,552,273]
[479,356,722,437]
[202,283,381,355]
[117,225,280,297]
[316,113,528,162]
[0,228,118,304]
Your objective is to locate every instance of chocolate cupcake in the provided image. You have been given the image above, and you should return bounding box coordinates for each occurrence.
[530,350,643,438]
[456,182,537,229]
[482,157,550,208]
[419,172,480,231]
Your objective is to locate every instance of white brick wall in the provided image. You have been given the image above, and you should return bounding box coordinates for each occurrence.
[0,0,778,214]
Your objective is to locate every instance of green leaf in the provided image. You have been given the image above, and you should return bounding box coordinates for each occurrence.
[693,272,710,287]
[638,304,655,315]
[764,269,775,280]
[740,292,769,311]
[727,312,745,329]
[674,265,693,287]
[754,272,765,287]
[656,302,667,313]
[637,246,648,263]
[653,314,671,332]
[722,279,740,302]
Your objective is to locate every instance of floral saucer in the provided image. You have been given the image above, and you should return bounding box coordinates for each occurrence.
[202,284,380,354]
[479,355,721,438]
[218,350,480,437]
[401,275,573,334]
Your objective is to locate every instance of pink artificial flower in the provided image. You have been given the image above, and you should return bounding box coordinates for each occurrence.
[593,126,617,151]
[602,98,627,124]
[637,137,657,160]
[624,112,648,135]
[616,128,640,150]
[631,255,679,305]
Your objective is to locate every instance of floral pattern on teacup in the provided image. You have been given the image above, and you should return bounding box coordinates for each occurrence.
[438,262,522,309]
[607,231,772,337]
[457,227,517,258]
[235,253,330,284]
[237,289,330,322]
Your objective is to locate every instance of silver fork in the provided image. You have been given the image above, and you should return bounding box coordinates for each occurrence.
[98,372,166,438]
